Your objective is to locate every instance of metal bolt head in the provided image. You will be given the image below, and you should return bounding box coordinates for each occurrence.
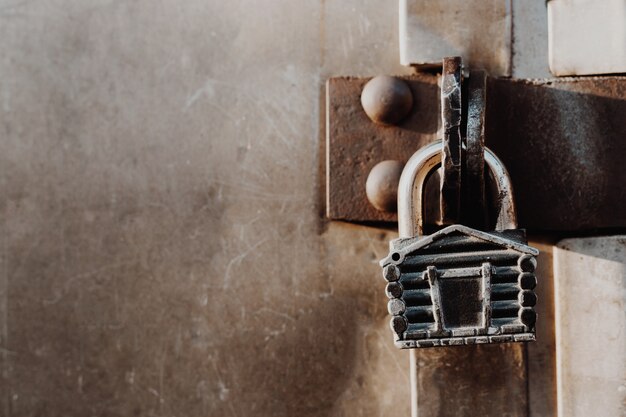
[385,282,403,298]
[387,298,406,316]
[518,255,537,272]
[361,75,413,125]
[366,160,404,212]
[383,264,401,282]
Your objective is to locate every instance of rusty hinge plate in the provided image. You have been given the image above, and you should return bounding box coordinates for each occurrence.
[326,74,439,223]
[326,75,626,231]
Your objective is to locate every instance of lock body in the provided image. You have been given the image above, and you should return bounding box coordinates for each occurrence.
[381,225,537,348]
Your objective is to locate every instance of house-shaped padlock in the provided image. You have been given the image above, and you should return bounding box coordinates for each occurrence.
[380,224,539,348]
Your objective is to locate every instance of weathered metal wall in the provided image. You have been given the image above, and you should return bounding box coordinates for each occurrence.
[0,1,414,416]
[0,1,572,416]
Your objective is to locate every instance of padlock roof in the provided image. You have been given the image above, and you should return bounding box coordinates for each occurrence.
[380,224,539,267]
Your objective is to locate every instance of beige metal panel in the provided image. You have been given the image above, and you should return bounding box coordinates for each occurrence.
[399,0,512,76]
[0,0,555,416]
[323,0,413,77]
[554,237,626,417]
[0,1,409,415]
[527,240,557,417]
[511,0,551,79]
[548,0,626,76]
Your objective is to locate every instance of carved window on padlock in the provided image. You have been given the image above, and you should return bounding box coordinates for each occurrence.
[382,225,538,349]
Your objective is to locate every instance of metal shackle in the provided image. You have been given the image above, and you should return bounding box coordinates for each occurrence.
[397,139,518,238]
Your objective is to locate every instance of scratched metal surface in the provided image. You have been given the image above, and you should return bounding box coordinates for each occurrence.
[0,1,414,416]
[0,1,559,416]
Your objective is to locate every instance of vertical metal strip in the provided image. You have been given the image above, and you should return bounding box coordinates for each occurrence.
[440,57,463,225]
[481,262,492,333]
[464,70,488,228]
[426,266,443,335]
[409,349,418,417]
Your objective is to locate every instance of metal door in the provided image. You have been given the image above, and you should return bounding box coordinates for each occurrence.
[1,1,624,416]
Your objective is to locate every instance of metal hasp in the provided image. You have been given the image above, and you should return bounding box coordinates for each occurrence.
[326,75,626,230]
[439,57,463,225]
[379,140,538,348]
[440,59,488,228]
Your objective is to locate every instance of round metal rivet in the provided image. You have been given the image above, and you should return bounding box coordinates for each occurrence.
[519,307,536,327]
[385,281,403,299]
[361,75,413,125]
[388,298,406,316]
[390,316,408,334]
[518,255,537,272]
[518,272,537,290]
[366,160,404,212]
[518,290,537,307]
[383,264,400,282]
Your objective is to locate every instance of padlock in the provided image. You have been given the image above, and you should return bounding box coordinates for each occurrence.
[380,140,539,348]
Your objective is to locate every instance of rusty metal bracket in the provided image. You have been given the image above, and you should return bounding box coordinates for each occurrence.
[325,74,626,231]
[326,75,439,223]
